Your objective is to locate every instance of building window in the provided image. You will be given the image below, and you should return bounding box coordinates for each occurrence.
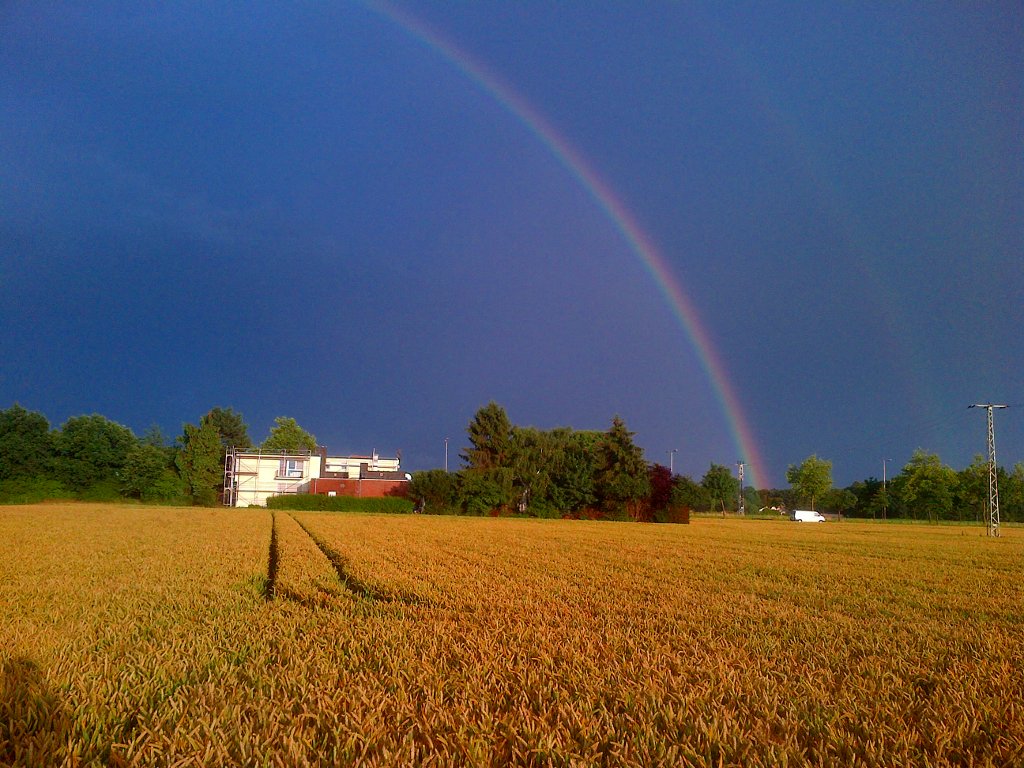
[277,458,304,478]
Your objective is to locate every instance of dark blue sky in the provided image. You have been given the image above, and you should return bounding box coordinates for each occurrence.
[2,2,1021,487]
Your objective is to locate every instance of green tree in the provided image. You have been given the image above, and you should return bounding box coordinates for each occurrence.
[460,468,515,516]
[407,469,459,514]
[54,414,137,493]
[140,424,178,467]
[822,487,857,519]
[701,463,739,513]
[1002,463,1024,523]
[786,454,833,510]
[594,416,651,519]
[147,471,190,503]
[463,402,512,471]
[896,449,958,522]
[743,485,762,514]
[509,426,564,516]
[671,475,710,511]
[204,407,252,455]
[0,404,53,480]
[261,417,317,453]
[176,419,222,505]
[450,403,517,516]
[547,430,599,514]
[867,484,888,519]
[134,424,189,502]
[121,443,173,500]
[141,424,170,448]
[956,455,989,523]
[847,478,881,518]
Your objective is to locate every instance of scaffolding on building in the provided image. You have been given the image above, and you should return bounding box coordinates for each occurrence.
[223,446,315,507]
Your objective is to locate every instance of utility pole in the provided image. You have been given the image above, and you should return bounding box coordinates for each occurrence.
[444,437,450,473]
[668,449,678,475]
[736,461,746,515]
[969,404,1008,537]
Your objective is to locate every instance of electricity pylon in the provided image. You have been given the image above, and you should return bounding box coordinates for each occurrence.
[736,461,746,515]
[969,404,1008,537]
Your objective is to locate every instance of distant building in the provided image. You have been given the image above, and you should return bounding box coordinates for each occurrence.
[223,446,407,507]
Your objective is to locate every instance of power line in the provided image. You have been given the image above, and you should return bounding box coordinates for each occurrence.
[836,407,975,458]
[817,401,1020,481]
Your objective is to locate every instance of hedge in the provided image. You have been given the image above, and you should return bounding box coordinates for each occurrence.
[0,477,74,505]
[265,494,414,514]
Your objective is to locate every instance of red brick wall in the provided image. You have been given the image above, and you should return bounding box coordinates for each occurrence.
[309,478,407,498]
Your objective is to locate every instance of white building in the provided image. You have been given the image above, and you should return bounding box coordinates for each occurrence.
[223,447,405,507]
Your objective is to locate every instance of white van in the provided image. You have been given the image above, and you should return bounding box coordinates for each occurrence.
[791,510,826,523]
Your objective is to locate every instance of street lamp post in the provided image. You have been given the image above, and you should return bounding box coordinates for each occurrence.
[668,449,678,475]
[444,437,450,473]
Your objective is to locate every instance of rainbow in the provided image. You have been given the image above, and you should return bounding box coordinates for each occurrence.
[365,1,769,489]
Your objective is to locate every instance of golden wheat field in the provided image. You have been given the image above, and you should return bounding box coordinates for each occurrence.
[1,504,1021,767]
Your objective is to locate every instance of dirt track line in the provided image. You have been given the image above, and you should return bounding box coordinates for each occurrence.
[264,511,278,601]
[288,514,427,606]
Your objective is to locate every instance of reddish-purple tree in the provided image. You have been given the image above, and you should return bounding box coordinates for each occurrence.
[647,463,674,520]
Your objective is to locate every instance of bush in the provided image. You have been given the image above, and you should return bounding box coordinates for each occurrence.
[406,470,458,514]
[77,479,125,502]
[654,505,691,524]
[143,471,191,505]
[189,486,219,507]
[265,494,414,514]
[0,476,73,504]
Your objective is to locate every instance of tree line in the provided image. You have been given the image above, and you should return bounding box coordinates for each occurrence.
[756,452,1024,523]
[2,400,1021,522]
[0,404,316,505]
[407,402,754,521]
[407,402,652,520]
[409,404,1024,523]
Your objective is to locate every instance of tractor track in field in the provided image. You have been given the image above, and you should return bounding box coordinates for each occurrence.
[264,511,279,601]
[288,513,427,606]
